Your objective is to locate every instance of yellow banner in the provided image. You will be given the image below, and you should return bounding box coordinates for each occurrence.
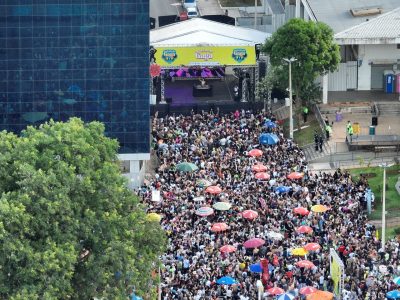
[154,46,256,67]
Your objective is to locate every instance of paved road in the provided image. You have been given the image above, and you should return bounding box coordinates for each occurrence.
[150,0,182,27]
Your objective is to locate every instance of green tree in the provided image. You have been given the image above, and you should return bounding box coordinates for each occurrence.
[263,18,340,104]
[0,118,165,299]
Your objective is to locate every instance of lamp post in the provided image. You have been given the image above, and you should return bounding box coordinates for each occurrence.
[254,0,257,29]
[379,162,393,251]
[283,57,297,139]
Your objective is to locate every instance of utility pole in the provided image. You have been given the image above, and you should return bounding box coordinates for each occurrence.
[283,57,297,139]
[254,0,257,29]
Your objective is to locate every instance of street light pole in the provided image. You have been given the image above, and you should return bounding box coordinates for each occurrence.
[381,164,387,251]
[283,57,297,139]
[254,0,257,29]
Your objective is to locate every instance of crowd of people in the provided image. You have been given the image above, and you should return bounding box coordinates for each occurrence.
[139,109,399,300]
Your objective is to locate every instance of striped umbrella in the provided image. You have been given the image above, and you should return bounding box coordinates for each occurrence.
[195,207,214,217]
[277,293,295,300]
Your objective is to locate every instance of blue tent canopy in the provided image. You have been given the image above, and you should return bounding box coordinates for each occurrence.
[259,133,279,145]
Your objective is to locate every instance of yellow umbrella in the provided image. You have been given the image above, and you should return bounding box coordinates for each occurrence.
[291,247,309,256]
[146,212,162,222]
[311,204,329,213]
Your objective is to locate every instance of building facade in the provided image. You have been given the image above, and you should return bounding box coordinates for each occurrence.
[0,1,150,185]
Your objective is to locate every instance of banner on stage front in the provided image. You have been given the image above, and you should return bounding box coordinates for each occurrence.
[330,248,345,299]
[154,46,256,67]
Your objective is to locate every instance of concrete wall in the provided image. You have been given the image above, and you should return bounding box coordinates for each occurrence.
[358,44,399,90]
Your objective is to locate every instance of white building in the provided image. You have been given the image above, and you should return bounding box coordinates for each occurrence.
[292,0,400,102]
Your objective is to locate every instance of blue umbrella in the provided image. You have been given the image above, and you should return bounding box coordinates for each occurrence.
[394,277,400,285]
[259,133,280,145]
[275,186,291,194]
[277,293,294,300]
[216,276,237,285]
[264,121,277,128]
[249,263,263,273]
[387,290,400,299]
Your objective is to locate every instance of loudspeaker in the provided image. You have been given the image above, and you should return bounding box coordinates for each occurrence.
[372,116,378,126]
[166,97,172,104]
[258,61,266,79]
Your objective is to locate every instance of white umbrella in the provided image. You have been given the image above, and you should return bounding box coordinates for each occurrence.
[267,231,284,240]
[193,196,205,202]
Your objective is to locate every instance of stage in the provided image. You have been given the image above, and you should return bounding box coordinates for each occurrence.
[164,75,236,106]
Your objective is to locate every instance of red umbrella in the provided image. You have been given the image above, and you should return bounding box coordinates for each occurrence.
[241,210,258,220]
[195,207,214,217]
[220,245,237,253]
[293,207,310,216]
[243,238,265,248]
[252,164,267,172]
[248,149,263,157]
[287,172,304,180]
[300,286,318,295]
[296,225,313,234]
[304,242,321,251]
[211,222,228,232]
[255,172,270,180]
[267,287,284,295]
[205,185,222,194]
[296,260,315,269]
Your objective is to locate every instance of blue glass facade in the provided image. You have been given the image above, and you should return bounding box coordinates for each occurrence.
[0,0,150,154]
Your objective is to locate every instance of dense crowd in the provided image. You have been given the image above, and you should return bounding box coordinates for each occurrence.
[139,109,399,300]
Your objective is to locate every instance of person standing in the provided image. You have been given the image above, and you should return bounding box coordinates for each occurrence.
[318,134,324,153]
[325,122,332,140]
[302,106,309,123]
[346,121,352,142]
[314,131,319,151]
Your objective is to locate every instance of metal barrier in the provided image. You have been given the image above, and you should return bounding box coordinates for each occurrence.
[313,104,327,140]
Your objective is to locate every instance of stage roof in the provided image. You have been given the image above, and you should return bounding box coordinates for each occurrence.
[150,18,271,47]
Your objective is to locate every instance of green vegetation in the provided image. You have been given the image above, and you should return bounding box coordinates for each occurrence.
[220,0,261,7]
[283,116,323,147]
[0,118,165,299]
[349,165,400,220]
[377,226,400,241]
[263,19,340,104]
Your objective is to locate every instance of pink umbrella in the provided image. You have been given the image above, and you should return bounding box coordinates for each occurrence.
[195,207,214,217]
[252,164,267,172]
[255,172,270,180]
[205,185,222,194]
[243,238,265,248]
[296,225,313,234]
[241,210,259,220]
[220,245,237,253]
[267,287,284,296]
[248,149,263,157]
[296,260,315,269]
[211,222,228,232]
[299,286,318,295]
[293,207,310,216]
[287,172,304,180]
[304,243,321,251]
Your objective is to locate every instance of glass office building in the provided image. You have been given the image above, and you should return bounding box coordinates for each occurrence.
[0,1,150,154]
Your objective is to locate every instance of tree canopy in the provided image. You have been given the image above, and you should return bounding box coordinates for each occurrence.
[0,118,165,299]
[263,18,340,102]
